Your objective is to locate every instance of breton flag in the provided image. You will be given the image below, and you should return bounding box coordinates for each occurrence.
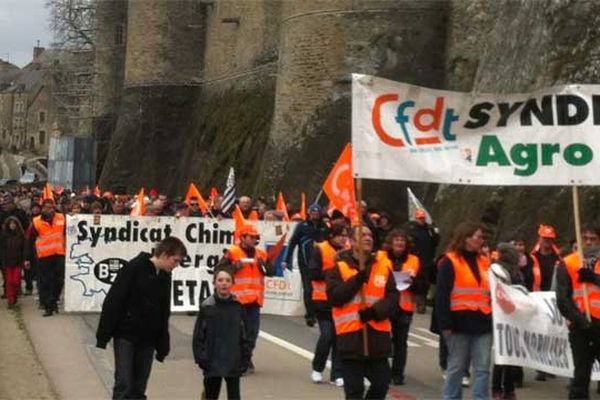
[221,167,236,215]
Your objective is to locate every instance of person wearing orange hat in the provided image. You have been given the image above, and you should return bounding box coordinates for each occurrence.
[406,208,440,314]
[216,223,274,374]
[530,224,561,382]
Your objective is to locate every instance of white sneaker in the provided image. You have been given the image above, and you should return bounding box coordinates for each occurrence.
[334,378,344,387]
[462,376,470,387]
[311,370,323,383]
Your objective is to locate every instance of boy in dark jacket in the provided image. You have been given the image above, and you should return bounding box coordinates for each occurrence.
[193,267,252,400]
[96,236,187,400]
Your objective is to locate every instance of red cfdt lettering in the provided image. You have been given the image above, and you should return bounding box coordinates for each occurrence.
[371,94,459,147]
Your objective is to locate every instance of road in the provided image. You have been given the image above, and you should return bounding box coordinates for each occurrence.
[17,295,578,399]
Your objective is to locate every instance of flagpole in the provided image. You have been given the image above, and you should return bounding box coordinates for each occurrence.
[313,189,323,205]
[356,178,369,357]
[572,186,591,321]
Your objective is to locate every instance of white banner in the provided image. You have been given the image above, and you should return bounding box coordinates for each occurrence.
[352,73,600,185]
[65,215,303,315]
[490,272,600,379]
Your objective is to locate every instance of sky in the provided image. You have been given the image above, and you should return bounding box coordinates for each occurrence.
[0,0,52,67]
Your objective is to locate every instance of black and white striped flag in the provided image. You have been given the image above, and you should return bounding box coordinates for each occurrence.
[221,167,236,214]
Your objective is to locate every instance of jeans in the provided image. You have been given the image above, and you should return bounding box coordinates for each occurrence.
[203,376,240,400]
[391,315,410,380]
[242,303,260,363]
[341,358,390,399]
[112,338,155,400]
[568,326,600,399]
[312,315,342,380]
[443,332,492,400]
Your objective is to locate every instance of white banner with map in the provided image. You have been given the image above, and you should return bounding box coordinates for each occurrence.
[64,214,303,315]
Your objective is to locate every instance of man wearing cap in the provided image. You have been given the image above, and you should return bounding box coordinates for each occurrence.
[216,224,274,374]
[556,225,600,399]
[282,204,330,326]
[406,209,440,314]
[530,224,561,381]
[25,199,66,316]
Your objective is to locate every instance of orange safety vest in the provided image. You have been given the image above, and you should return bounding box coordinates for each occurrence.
[332,259,391,335]
[378,251,420,313]
[311,241,338,302]
[33,213,66,258]
[446,251,491,315]
[564,252,600,320]
[228,245,268,306]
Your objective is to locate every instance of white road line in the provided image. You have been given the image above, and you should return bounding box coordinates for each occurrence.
[258,330,332,369]
[408,332,439,348]
[414,327,440,338]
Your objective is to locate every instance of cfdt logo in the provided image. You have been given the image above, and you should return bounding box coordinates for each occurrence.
[94,258,127,284]
[371,95,459,147]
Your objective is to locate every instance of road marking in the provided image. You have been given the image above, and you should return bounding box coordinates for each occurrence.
[259,329,417,398]
[408,332,439,348]
[414,327,441,338]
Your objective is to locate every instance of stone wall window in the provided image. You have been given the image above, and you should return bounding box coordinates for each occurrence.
[39,130,45,145]
[39,111,46,123]
[29,137,35,149]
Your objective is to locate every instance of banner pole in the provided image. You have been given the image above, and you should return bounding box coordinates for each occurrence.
[355,178,369,356]
[313,189,324,205]
[572,185,591,321]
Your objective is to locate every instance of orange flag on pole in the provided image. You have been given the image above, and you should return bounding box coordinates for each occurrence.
[299,192,307,220]
[43,183,53,201]
[276,192,289,221]
[184,183,210,213]
[323,143,357,218]
[130,188,146,216]
[267,232,288,264]
[232,204,246,243]
[210,187,219,204]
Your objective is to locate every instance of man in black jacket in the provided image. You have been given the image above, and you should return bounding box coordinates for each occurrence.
[282,203,329,326]
[96,236,187,400]
[326,226,398,399]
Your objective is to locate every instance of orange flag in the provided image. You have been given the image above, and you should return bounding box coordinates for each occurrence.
[184,183,210,213]
[323,143,357,219]
[210,187,219,204]
[299,192,307,220]
[232,204,246,243]
[248,210,259,221]
[268,232,287,264]
[130,188,146,216]
[94,186,101,197]
[276,192,289,221]
[43,183,53,200]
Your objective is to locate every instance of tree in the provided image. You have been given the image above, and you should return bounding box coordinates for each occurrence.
[46,0,96,49]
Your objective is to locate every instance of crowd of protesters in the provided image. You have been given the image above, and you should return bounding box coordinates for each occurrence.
[2,183,600,399]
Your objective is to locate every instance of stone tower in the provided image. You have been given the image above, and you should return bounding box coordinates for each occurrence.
[93,0,127,171]
[124,0,205,86]
[99,0,206,192]
[259,0,449,202]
